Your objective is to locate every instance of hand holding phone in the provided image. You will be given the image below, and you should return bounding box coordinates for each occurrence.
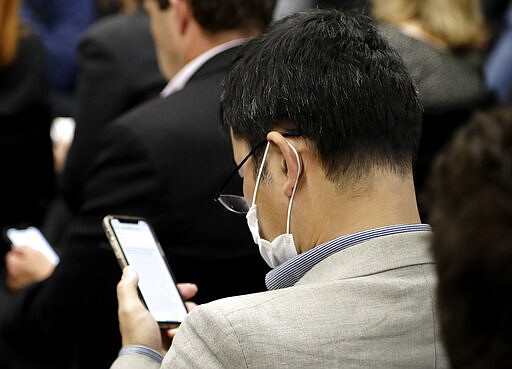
[116,266,164,351]
[103,215,188,328]
[5,245,57,292]
[5,226,60,265]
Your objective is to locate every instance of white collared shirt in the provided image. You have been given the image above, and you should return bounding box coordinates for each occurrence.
[160,38,247,98]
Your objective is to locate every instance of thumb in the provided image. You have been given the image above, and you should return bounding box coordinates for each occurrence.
[177,283,198,301]
[117,266,140,309]
[8,247,23,257]
[16,245,31,254]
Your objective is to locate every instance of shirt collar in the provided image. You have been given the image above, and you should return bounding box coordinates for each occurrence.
[160,38,247,98]
[265,223,432,291]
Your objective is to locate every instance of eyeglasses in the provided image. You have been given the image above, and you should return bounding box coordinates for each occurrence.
[214,130,301,215]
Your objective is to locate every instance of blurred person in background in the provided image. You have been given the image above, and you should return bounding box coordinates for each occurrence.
[0,0,55,252]
[373,0,493,217]
[428,105,512,369]
[44,0,166,245]
[481,0,510,45]
[21,0,96,116]
[273,0,313,19]
[485,1,512,104]
[318,0,369,12]
[273,0,370,18]
[96,0,134,16]
[0,1,275,368]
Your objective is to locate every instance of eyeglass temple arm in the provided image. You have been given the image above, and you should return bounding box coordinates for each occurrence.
[215,130,301,197]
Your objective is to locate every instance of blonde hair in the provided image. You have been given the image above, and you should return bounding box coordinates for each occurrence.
[0,0,19,68]
[372,0,486,50]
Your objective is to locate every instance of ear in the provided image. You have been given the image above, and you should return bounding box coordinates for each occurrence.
[173,0,191,35]
[267,131,302,198]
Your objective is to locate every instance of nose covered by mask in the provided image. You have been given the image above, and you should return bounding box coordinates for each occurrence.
[246,140,301,268]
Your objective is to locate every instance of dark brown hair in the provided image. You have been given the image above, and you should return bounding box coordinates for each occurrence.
[428,105,512,369]
[189,0,276,33]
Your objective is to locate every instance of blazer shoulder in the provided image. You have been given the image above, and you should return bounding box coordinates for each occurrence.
[297,230,434,284]
[82,11,148,43]
[115,68,224,134]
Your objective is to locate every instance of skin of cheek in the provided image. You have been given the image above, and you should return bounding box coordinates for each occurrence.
[252,165,289,241]
[242,163,275,240]
[232,135,285,241]
[241,166,255,205]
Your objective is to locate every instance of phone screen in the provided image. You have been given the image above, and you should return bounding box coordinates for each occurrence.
[110,218,187,324]
[6,226,60,265]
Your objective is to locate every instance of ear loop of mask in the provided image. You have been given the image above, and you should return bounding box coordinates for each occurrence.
[251,142,270,206]
[251,140,301,234]
[286,141,301,234]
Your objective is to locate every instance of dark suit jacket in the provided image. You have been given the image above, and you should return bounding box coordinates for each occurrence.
[0,47,268,369]
[62,9,166,212]
[43,9,166,247]
[0,31,54,235]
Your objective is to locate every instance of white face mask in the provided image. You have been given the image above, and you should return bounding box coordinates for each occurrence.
[246,140,301,268]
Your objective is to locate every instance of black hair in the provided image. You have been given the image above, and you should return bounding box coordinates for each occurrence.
[221,9,422,184]
[189,0,276,33]
[157,0,170,10]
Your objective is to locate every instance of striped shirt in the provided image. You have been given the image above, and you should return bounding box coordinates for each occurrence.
[265,224,431,291]
[119,345,163,363]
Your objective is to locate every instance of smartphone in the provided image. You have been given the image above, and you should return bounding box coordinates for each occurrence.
[102,215,188,327]
[4,226,60,265]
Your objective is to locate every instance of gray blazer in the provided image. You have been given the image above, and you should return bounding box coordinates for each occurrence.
[111,231,448,369]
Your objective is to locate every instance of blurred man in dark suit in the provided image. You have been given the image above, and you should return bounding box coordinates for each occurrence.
[1,1,276,369]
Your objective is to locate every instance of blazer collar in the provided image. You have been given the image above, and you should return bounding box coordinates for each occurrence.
[296,231,434,285]
[188,44,242,84]
[161,42,244,97]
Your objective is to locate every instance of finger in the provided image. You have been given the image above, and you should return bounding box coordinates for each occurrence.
[117,266,141,310]
[19,246,46,259]
[8,246,29,259]
[5,273,23,292]
[165,327,179,340]
[5,251,14,266]
[185,302,197,312]
[177,283,198,300]
[15,245,31,253]
[5,251,21,271]
[5,248,22,260]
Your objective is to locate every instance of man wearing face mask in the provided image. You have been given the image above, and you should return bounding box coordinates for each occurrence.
[111,10,447,369]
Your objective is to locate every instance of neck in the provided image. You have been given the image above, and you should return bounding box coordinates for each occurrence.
[163,26,256,81]
[183,27,259,63]
[295,170,421,253]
